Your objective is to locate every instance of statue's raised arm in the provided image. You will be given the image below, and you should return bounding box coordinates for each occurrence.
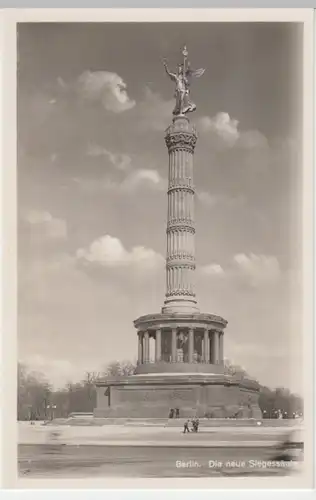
[163,46,205,117]
[163,59,177,82]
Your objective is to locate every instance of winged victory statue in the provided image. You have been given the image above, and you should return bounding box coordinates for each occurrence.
[163,45,205,116]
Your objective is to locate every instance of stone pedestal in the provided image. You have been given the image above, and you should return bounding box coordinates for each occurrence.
[94,312,261,419]
[94,372,262,419]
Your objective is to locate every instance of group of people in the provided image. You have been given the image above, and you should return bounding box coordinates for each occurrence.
[168,408,200,433]
[183,416,199,433]
[169,408,180,419]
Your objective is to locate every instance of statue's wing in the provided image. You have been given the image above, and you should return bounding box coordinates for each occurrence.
[186,68,205,78]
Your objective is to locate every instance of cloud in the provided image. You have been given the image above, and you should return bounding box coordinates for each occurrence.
[76,70,135,113]
[80,140,167,194]
[199,112,240,147]
[20,354,92,389]
[197,191,246,208]
[237,130,269,150]
[77,234,164,271]
[24,210,53,224]
[122,168,166,192]
[200,253,281,288]
[198,112,268,151]
[87,143,132,171]
[72,176,119,193]
[137,87,173,131]
[200,264,224,276]
[22,210,67,239]
[233,253,281,287]
[74,167,166,194]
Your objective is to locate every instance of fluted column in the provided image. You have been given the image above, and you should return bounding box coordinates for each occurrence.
[171,328,177,362]
[188,328,194,363]
[138,332,143,364]
[210,331,215,364]
[204,329,209,363]
[212,330,220,364]
[208,330,212,364]
[219,331,224,365]
[201,333,204,362]
[163,116,199,314]
[143,331,149,363]
[155,329,161,362]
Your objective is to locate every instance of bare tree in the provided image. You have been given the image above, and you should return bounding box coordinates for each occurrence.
[17,362,52,420]
[102,360,136,377]
[83,371,100,403]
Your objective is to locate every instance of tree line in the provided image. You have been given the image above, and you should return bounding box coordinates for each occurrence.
[17,360,303,420]
[17,361,135,420]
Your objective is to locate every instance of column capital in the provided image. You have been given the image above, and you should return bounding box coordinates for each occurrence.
[211,329,221,335]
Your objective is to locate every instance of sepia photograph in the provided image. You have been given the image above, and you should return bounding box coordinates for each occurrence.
[2,8,312,489]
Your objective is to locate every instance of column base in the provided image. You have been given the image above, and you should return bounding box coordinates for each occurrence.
[162,297,200,314]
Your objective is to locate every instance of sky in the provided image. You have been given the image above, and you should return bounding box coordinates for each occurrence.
[17,22,303,394]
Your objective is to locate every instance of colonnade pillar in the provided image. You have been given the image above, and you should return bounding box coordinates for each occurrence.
[137,327,224,365]
[171,328,177,362]
[137,332,143,364]
[155,329,161,362]
[211,330,219,364]
[188,328,194,363]
[203,329,209,363]
[143,331,150,363]
[219,331,224,365]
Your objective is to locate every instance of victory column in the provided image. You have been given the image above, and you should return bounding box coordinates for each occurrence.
[95,47,261,419]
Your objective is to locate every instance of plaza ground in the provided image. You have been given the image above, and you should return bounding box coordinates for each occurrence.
[18,420,303,478]
[19,444,301,478]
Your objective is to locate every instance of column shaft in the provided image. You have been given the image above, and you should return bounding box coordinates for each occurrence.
[213,330,219,364]
[209,330,212,365]
[163,117,198,313]
[155,329,161,362]
[210,331,215,364]
[171,328,177,362]
[219,332,224,365]
[204,329,209,363]
[143,331,149,363]
[188,328,194,363]
[138,332,143,364]
[201,334,204,362]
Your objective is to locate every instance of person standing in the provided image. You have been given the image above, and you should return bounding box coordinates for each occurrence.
[195,417,199,432]
[183,419,190,433]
